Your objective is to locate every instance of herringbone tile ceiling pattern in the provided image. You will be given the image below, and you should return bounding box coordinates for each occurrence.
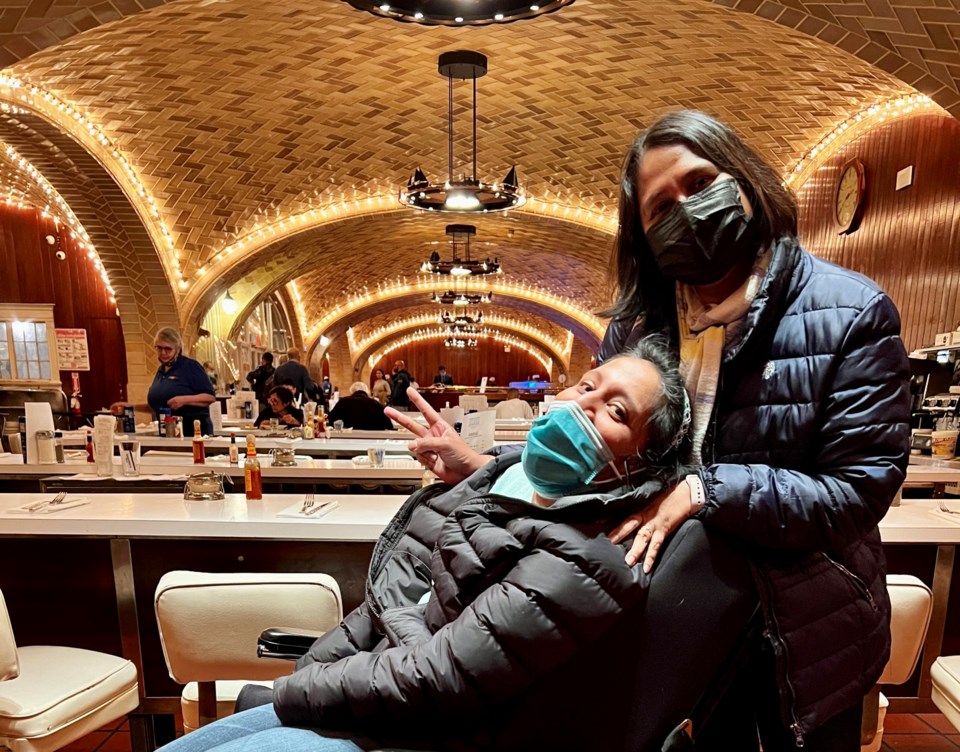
[0,0,939,324]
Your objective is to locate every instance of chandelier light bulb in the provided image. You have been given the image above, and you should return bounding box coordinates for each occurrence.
[444,190,481,210]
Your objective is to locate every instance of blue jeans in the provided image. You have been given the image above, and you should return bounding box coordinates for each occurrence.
[157,705,363,752]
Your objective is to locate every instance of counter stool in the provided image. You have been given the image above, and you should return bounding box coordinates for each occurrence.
[862,574,933,752]
[0,588,139,752]
[154,571,342,733]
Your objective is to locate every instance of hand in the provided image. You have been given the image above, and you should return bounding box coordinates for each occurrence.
[109,402,126,415]
[385,387,492,484]
[609,481,694,574]
[167,395,189,410]
[281,413,299,425]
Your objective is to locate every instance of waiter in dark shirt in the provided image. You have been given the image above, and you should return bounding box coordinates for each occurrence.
[113,328,216,436]
[433,365,454,386]
[147,328,216,436]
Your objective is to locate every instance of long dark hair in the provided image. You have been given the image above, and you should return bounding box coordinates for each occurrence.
[601,110,798,327]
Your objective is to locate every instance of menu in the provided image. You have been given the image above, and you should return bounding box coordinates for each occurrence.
[55,328,90,371]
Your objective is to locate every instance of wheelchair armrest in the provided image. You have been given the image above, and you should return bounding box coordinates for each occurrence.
[257,626,324,661]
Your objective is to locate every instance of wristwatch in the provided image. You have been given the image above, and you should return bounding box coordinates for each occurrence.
[685,473,706,515]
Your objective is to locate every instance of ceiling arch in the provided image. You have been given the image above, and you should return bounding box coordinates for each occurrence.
[198,211,612,343]
[0,106,179,389]
[6,0,918,281]
[0,0,956,117]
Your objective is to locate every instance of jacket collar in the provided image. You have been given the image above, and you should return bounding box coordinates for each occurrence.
[723,235,806,363]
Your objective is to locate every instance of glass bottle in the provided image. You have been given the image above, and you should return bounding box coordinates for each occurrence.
[85,429,95,463]
[54,431,65,463]
[36,430,57,465]
[228,432,239,464]
[192,420,205,464]
[316,409,326,437]
[244,434,262,500]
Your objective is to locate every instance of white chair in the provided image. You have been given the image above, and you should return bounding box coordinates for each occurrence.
[861,574,933,752]
[154,571,342,733]
[0,588,139,752]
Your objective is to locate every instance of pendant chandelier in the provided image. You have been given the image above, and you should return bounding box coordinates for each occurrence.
[400,51,523,214]
[440,310,483,326]
[420,224,501,277]
[431,290,492,306]
[342,1,575,26]
[445,337,480,349]
[442,324,483,337]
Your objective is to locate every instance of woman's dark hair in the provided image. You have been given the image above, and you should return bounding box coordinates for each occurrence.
[268,386,294,404]
[602,110,798,327]
[612,333,691,482]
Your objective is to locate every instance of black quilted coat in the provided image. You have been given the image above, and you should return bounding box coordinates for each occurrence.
[599,236,911,742]
[273,453,677,751]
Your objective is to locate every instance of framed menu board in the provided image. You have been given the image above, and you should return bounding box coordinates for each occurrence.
[55,328,90,371]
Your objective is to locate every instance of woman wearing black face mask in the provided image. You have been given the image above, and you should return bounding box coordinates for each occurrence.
[600,110,911,751]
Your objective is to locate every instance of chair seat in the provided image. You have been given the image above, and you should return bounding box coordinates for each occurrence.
[181,680,272,733]
[0,645,138,751]
[932,656,960,732]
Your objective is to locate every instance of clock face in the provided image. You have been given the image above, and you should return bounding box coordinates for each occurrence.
[836,162,864,231]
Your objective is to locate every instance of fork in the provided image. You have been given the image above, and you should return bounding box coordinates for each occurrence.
[25,491,67,512]
[938,498,960,515]
[300,493,315,514]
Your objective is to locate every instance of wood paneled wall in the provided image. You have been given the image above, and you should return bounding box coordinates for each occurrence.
[370,341,548,388]
[796,113,960,352]
[0,204,127,408]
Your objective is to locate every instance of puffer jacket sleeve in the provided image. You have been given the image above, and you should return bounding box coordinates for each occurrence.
[700,292,910,550]
[295,601,377,669]
[273,530,648,727]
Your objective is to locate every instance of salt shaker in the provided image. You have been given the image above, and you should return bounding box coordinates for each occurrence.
[36,430,57,465]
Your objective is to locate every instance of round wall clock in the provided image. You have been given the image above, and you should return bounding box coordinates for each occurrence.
[836,158,866,235]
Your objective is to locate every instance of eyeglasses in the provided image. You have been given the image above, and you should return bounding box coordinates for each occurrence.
[154,345,176,353]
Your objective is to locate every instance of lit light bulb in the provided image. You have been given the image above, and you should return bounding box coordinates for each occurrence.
[444,191,481,210]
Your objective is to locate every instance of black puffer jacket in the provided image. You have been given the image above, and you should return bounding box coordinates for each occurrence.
[273,453,675,751]
[599,236,911,741]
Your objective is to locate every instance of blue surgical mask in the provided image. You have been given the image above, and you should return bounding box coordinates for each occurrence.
[521,401,622,499]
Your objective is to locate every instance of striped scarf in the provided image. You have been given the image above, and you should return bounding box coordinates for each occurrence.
[677,249,771,463]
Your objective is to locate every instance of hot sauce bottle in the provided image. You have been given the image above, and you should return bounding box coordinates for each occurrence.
[244,434,262,500]
[192,420,205,464]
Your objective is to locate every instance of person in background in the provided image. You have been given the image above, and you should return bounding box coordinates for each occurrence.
[246,352,275,409]
[114,327,216,437]
[494,388,534,420]
[320,376,333,410]
[255,386,304,429]
[272,348,315,404]
[389,359,415,410]
[371,368,391,406]
[202,361,219,391]
[433,365,454,387]
[327,382,392,431]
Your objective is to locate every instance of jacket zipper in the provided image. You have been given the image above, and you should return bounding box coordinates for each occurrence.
[821,553,878,611]
[762,607,806,748]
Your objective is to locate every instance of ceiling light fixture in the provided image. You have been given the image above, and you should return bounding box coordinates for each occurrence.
[221,289,238,315]
[400,51,523,214]
[430,290,492,306]
[420,224,501,277]
[439,310,483,326]
[341,0,574,26]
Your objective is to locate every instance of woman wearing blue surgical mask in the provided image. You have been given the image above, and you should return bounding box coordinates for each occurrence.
[597,110,910,752]
[157,339,756,752]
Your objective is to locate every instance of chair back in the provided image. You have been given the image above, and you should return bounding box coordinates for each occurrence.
[880,574,933,685]
[0,589,19,681]
[154,571,342,683]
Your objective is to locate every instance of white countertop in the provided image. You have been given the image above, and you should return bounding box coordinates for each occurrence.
[880,499,960,544]
[0,492,404,541]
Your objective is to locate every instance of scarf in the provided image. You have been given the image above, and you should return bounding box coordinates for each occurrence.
[677,249,771,463]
